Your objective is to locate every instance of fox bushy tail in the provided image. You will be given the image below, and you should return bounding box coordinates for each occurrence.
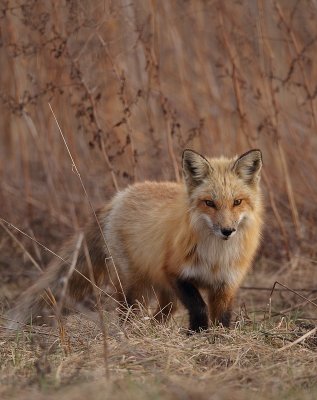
[6,214,109,330]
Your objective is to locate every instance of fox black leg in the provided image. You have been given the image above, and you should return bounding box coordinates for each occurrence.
[218,309,232,328]
[175,279,208,332]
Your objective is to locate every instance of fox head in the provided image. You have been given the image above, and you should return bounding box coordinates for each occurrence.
[182,149,263,240]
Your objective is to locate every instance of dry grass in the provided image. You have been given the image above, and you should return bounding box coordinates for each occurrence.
[1,310,317,400]
[1,0,317,399]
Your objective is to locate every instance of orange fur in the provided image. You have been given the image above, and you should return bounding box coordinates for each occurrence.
[7,149,263,332]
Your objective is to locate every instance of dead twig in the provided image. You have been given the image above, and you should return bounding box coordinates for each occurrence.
[277,326,317,352]
[83,237,109,378]
[0,220,42,273]
[270,281,317,309]
[241,286,317,292]
[55,232,84,318]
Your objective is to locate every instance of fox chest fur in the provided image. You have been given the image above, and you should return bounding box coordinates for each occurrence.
[180,234,246,289]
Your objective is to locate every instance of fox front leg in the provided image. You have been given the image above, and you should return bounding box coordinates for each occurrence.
[175,279,209,332]
[208,285,234,328]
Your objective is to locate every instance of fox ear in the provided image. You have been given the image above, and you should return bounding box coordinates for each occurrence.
[182,149,213,188]
[233,149,262,185]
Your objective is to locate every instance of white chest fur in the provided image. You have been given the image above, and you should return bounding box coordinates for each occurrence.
[180,234,245,288]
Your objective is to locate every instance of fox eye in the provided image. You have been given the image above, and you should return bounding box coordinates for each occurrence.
[233,199,242,206]
[205,200,216,208]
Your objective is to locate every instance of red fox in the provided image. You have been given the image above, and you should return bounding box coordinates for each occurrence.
[8,149,263,332]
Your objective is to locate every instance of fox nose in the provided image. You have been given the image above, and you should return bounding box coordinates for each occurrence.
[221,228,236,237]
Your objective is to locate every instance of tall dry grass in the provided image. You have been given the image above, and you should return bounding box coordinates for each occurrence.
[1,1,317,261]
[1,1,317,398]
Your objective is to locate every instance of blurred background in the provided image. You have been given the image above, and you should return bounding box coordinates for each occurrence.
[1,0,317,317]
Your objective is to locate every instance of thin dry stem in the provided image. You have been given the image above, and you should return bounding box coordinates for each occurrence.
[55,232,84,317]
[277,326,317,352]
[83,238,109,378]
[48,102,126,305]
[0,221,42,273]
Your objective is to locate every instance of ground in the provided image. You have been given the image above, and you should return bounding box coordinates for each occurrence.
[1,250,317,400]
